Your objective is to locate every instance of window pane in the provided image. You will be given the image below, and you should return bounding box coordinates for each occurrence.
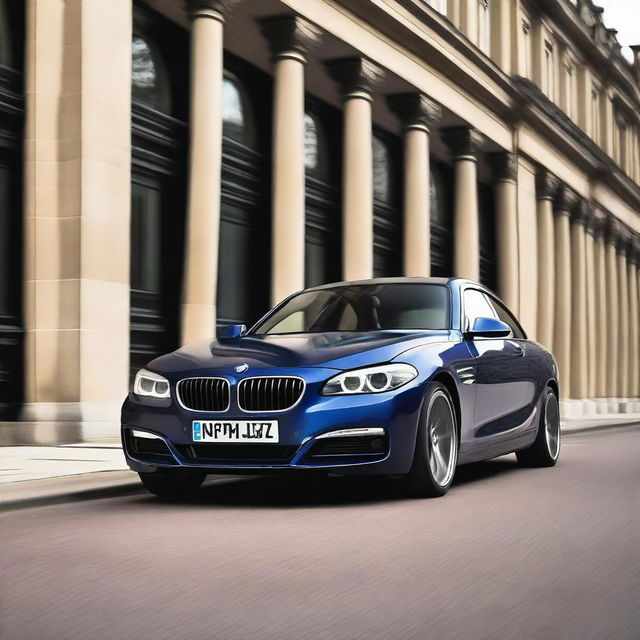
[305,238,327,289]
[463,289,496,331]
[131,182,162,292]
[254,284,450,334]
[304,113,319,170]
[0,167,10,310]
[373,137,391,202]
[0,0,12,68]
[132,36,171,113]
[223,74,256,148]
[217,215,252,322]
[487,297,526,339]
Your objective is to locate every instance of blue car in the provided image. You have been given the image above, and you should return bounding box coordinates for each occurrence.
[121,278,560,499]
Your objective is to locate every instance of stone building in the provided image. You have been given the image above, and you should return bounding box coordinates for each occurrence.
[0,0,639,442]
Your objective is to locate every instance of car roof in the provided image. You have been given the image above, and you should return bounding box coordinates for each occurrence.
[304,277,455,292]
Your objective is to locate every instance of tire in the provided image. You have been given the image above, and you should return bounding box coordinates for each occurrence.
[139,468,206,500]
[404,382,458,498]
[516,386,560,468]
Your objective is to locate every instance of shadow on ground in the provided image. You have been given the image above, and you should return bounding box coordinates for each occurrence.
[129,456,522,510]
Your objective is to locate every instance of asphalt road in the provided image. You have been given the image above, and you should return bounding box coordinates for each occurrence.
[2,425,639,640]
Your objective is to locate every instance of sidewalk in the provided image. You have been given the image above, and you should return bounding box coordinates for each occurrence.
[1,417,638,510]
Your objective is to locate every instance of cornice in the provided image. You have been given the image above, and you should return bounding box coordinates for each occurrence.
[513,76,640,214]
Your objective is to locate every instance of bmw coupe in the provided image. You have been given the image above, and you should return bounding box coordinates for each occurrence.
[121,278,560,499]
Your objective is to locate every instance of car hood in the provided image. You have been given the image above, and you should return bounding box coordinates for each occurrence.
[148,330,452,374]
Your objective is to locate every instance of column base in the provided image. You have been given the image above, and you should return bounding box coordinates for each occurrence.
[560,397,640,419]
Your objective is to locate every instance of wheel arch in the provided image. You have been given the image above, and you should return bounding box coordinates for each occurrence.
[546,377,559,399]
[431,371,461,445]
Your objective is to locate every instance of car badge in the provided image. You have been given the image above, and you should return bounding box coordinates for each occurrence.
[234,363,249,374]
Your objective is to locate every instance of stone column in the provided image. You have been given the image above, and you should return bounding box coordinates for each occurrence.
[585,212,598,399]
[593,214,608,398]
[489,152,518,310]
[21,0,132,442]
[491,0,512,73]
[553,186,578,399]
[628,244,640,399]
[605,219,620,398]
[617,237,630,398]
[442,127,484,281]
[327,58,385,281]
[181,0,233,344]
[260,16,321,304]
[387,93,442,277]
[570,200,589,400]
[535,170,558,351]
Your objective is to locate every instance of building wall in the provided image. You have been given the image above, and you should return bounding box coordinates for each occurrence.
[1,0,640,442]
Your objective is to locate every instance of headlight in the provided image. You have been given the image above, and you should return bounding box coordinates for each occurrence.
[133,368,170,398]
[322,363,418,395]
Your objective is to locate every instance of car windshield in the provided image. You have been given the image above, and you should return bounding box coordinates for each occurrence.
[252,284,450,335]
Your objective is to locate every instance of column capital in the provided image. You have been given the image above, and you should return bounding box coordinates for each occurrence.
[258,14,322,63]
[535,169,559,201]
[326,57,385,101]
[630,235,640,264]
[441,127,484,161]
[587,207,607,236]
[553,185,579,216]
[604,215,623,247]
[488,152,517,182]
[186,0,238,21]
[387,92,442,133]
[571,198,594,226]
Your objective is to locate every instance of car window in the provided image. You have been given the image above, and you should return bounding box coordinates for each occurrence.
[252,284,450,334]
[486,296,526,339]
[463,289,496,332]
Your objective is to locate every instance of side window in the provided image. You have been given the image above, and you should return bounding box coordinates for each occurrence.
[463,289,496,332]
[488,297,526,339]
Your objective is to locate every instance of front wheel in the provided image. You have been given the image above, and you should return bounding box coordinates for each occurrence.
[139,468,206,500]
[404,382,458,498]
[516,387,560,467]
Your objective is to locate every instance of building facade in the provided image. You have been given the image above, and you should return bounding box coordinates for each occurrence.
[1,0,639,443]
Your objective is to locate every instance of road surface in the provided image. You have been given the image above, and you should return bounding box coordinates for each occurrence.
[2,425,639,640]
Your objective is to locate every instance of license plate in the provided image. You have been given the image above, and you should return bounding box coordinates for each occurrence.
[192,420,279,443]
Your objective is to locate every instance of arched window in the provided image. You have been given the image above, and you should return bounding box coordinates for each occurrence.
[373,136,393,203]
[304,112,329,180]
[131,35,171,113]
[223,73,256,148]
[0,1,12,68]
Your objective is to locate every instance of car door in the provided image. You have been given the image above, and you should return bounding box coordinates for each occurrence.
[461,288,535,442]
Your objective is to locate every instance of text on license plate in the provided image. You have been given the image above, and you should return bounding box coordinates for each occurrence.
[193,420,279,443]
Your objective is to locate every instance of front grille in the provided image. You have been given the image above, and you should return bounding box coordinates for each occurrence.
[177,377,230,412]
[237,377,305,412]
[307,435,388,458]
[175,443,298,463]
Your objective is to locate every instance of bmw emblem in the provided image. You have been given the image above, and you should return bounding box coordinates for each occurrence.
[234,363,249,374]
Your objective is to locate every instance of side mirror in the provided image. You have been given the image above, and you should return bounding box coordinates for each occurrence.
[217,324,246,339]
[467,317,511,338]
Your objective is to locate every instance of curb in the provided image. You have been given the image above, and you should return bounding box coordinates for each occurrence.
[561,419,640,435]
[0,471,143,512]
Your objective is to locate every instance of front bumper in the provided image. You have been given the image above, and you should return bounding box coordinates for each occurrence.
[121,368,425,476]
